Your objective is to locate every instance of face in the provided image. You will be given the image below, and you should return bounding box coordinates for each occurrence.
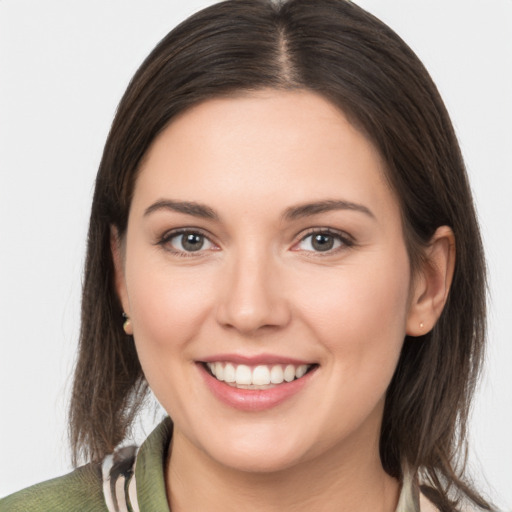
[115,90,419,474]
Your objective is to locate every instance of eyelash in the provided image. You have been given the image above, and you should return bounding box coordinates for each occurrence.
[157,228,217,258]
[293,228,355,255]
[157,227,354,257]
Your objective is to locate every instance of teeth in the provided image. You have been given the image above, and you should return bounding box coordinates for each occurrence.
[224,363,235,383]
[296,364,308,378]
[270,365,284,384]
[235,365,252,385]
[252,365,271,386]
[206,362,312,387]
[284,364,295,382]
[214,362,224,381]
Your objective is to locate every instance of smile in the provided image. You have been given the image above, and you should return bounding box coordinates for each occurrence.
[205,362,312,389]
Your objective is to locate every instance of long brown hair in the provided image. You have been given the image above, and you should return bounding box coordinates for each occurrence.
[70,1,489,509]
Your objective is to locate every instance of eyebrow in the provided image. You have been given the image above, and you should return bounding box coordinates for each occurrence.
[283,200,375,221]
[143,198,374,222]
[144,200,219,220]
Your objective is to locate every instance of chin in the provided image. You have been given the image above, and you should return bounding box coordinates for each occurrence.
[186,421,324,475]
[207,443,308,474]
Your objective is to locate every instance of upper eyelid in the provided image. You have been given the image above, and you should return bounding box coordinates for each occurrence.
[156,228,219,253]
[159,227,215,242]
[292,229,355,255]
[296,227,354,243]
[157,229,218,257]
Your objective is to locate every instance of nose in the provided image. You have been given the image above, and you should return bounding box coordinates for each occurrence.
[215,249,291,335]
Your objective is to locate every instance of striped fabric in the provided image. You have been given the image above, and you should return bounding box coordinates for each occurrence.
[101,446,140,512]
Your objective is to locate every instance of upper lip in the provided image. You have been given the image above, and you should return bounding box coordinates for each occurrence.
[199,353,315,366]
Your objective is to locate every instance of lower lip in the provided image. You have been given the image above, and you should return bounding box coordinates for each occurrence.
[198,363,316,412]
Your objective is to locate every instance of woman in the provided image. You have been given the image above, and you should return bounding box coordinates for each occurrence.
[0,0,497,510]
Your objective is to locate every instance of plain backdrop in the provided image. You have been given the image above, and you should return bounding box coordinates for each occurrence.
[1,0,511,508]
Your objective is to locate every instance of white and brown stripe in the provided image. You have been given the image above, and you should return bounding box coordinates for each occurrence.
[101,446,140,512]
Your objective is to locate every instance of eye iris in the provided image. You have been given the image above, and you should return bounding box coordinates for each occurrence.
[312,233,334,251]
[182,233,204,251]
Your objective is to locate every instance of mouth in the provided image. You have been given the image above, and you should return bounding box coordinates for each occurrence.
[202,362,317,390]
[198,357,318,411]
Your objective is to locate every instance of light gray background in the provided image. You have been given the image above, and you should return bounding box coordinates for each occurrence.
[1,0,511,508]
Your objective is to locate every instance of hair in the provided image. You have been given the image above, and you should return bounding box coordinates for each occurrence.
[69,1,489,510]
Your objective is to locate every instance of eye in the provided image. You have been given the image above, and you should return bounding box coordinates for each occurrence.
[295,230,352,253]
[161,230,216,254]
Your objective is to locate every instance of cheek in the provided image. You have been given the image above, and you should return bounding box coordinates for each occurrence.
[288,252,411,441]
[295,251,411,376]
[125,251,215,363]
[124,257,219,417]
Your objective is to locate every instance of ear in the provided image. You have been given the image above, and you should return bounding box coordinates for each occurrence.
[110,226,132,332]
[406,226,456,336]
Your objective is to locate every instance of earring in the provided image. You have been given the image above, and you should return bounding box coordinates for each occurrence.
[419,322,425,330]
[122,313,133,335]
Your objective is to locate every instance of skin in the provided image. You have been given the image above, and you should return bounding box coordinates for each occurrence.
[113,90,454,512]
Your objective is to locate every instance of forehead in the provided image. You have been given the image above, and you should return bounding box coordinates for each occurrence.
[133,89,397,221]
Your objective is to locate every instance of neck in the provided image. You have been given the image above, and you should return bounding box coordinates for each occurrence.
[166,428,400,512]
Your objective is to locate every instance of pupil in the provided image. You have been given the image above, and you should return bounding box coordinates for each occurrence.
[312,234,334,251]
[182,233,204,251]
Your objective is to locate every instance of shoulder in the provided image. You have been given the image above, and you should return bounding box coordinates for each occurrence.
[0,418,172,512]
[0,463,107,512]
